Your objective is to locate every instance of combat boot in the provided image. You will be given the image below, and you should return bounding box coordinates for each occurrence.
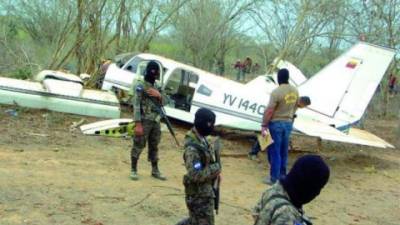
[130,157,139,180]
[151,161,167,181]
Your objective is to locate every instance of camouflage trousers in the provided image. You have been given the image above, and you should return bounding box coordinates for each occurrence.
[131,119,161,162]
[176,196,215,225]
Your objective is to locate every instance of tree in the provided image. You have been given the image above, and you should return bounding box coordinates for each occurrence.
[116,0,190,53]
[343,0,400,117]
[173,0,259,71]
[1,1,77,75]
[251,0,342,73]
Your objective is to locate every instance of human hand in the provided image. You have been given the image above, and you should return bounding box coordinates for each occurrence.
[210,163,221,177]
[146,88,161,100]
[261,126,268,138]
[135,122,144,136]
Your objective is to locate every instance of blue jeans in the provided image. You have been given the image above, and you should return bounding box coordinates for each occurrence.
[268,121,293,182]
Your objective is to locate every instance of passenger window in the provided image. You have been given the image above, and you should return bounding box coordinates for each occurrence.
[197,84,212,96]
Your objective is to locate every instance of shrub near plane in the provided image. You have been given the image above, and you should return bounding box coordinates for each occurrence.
[81,42,395,148]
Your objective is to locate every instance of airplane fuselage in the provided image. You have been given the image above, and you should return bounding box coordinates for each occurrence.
[99,44,395,149]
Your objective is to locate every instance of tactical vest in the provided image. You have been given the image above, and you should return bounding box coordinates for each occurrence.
[182,134,215,197]
[134,79,161,121]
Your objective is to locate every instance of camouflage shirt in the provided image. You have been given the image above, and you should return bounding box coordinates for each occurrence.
[132,79,165,122]
[253,182,309,225]
[182,129,220,197]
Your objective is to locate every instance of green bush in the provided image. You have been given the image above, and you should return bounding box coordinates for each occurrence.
[12,66,32,80]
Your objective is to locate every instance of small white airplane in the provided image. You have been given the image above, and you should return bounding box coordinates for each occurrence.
[81,42,395,148]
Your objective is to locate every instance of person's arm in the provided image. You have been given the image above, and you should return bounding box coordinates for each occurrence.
[132,84,143,122]
[262,107,275,128]
[184,148,220,183]
[262,92,278,128]
[146,83,170,106]
[132,84,144,136]
[146,88,162,102]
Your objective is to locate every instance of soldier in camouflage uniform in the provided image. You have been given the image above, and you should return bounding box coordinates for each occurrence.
[176,108,221,225]
[130,61,167,181]
[252,155,330,225]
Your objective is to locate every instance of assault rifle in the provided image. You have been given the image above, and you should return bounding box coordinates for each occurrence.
[141,89,180,147]
[213,137,222,214]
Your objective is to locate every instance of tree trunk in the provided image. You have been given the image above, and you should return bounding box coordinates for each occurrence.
[75,0,84,75]
[115,0,126,54]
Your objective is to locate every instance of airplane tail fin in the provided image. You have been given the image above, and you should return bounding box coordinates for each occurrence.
[298,42,395,124]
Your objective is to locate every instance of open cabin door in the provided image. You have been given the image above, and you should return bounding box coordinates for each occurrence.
[164,68,198,113]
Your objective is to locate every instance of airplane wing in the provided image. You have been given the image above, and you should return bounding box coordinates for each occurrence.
[215,117,260,131]
[80,118,133,136]
[213,115,393,148]
[293,118,394,148]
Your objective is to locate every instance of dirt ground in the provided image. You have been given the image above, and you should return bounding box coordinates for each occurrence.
[0,106,399,225]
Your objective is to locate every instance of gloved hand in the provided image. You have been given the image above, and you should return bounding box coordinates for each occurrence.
[135,122,144,136]
[146,88,161,100]
[261,126,268,138]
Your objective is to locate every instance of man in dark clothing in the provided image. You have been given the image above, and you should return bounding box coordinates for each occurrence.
[130,61,167,181]
[252,155,330,225]
[243,57,252,74]
[176,108,221,225]
[234,59,244,81]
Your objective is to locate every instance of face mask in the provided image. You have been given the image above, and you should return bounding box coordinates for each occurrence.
[145,70,159,84]
[194,108,216,137]
[280,155,330,208]
[145,61,160,84]
[196,120,214,136]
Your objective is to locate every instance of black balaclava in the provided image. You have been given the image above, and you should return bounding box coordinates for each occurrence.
[277,68,289,85]
[299,96,311,106]
[194,108,216,137]
[280,155,330,208]
[145,61,160,84]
